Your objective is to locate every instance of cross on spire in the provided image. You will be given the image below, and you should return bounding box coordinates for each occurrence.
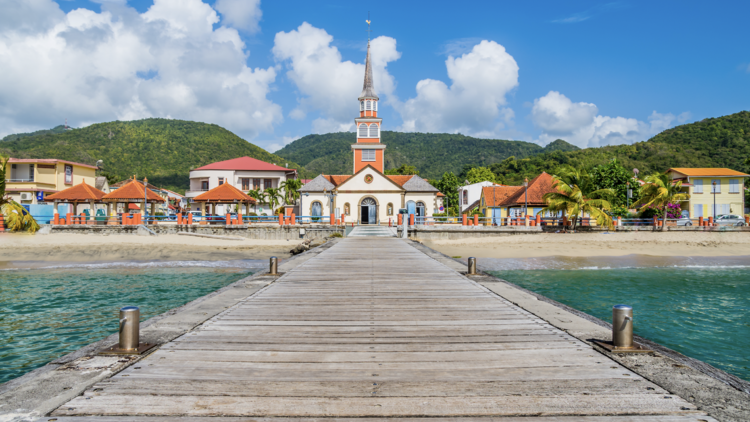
[366,12,372,41]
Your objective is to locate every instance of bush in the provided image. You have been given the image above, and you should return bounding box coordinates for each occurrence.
[329,232,343,238]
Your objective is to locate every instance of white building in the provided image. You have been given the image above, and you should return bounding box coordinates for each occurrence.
[458,181,499,214]
[298,41,443,224]
[186,156,297,215]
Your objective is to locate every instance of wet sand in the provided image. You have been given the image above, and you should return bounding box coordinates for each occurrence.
[423,231,750,259]
[0,233,296,263]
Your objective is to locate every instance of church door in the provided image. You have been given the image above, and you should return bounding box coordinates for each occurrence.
[360,198,377,225]
[406,201,416,220]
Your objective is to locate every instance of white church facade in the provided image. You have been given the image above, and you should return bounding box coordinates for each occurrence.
[299,41,443,224]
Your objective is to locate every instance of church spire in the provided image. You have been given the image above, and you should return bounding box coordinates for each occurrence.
[359,41,378,100]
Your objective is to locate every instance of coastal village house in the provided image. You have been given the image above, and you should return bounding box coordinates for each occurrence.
[478,172,559,224]
[299,41,443,224]
[668,168,749,218]
[5,158,100,205]
[186,156,297,215]
[458,181,499,215]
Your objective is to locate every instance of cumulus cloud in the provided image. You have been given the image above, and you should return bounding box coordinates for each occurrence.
[214,0,262,33]
[532,91,689,148]
[272,23,401,133]
[0,0,281,140]
[396,40,519,137]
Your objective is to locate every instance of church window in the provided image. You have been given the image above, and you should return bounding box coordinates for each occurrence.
[366,100,372,111]
[358,123,368,137]
[362,149,376,162]
[369,123,379,138]
[374,101,378,111]
[387,203,393,216]
[360,101,364,111]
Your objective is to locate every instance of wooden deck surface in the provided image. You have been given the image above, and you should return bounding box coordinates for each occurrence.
[51,238,714,421]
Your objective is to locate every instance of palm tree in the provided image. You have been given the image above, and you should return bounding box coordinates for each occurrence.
[0,155,40,233]
[541,175,615,230]
[264,187,283,215]
[280,179,302,205]
[247,188,264,213]
[633,173,689,231]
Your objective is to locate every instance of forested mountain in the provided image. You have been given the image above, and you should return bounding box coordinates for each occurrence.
[1,125,69,142]
[275,132,579,178]
[0,119,303,193]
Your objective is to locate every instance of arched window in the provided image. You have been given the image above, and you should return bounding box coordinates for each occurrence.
[360,101,364,111]
[416,201,426,217]
[366,100,371,111]
[344,203,350,216]
[369,123,379,138]
[387,203,393,216]
[358,123,368,137]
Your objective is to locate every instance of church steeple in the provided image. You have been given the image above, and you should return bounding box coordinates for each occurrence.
[359,42,378,101]
[352,20,385,174]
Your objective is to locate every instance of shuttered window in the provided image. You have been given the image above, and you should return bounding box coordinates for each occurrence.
[369,123,379,138]
[358,123,368,137]
[693,179,703,193]
[366,100,371,111]
[693,204,703,217]
[729,179,740,193]
[360,101,364,111]
[362,150,376,162]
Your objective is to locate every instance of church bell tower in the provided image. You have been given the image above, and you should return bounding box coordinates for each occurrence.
[352,37,385,174]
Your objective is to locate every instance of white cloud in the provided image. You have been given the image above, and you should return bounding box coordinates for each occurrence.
[214,0,262,33]
[531,91,688,148]
[272,23,401,132]
[266,135,301,153]
[0,0,281,141]
[396,40,519,137]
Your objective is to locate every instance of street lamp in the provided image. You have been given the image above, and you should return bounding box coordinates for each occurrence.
[712,181,717,219]
[523,177,529,217]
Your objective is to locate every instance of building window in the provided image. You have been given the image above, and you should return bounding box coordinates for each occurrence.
[711,179,720,193]
[253,178,261,189]
[366,100,371,111]
[360,100,364,111]
[693,179,703,193]
[369,123,379,138]
[64,164,73,184]
[241,178,250,190]
[264,179,273,189]
[358,123,368,137]
[344,203,350,216]
[729,179,740,193]
[218,177,224,185]
[201,180,209,190]
[28,164,34,182]
[463,190,468,205]
[362,149,376,162]
[387,203,393,215]
[374,101,378,111]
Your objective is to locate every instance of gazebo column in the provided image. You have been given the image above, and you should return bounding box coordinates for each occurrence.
[211,202,216,215]
[237,201,243,224]
[200,202,207,225]
[53,201,59,225]
[89,199,96,225]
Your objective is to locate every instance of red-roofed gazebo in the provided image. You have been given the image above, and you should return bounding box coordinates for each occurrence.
[45,181,107,224]
[193,183,255,222]
[102,176,166,221]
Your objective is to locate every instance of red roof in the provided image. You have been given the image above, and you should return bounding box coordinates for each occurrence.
[193,183,256,203]
[500,172,558,207]
[45,182,106,202]
[128,203,140,210]
[481,186,523,207]
[102,178,165,202]
[8,158,98,169]
[323,175,352,187]
[195,157,292,172]
[386,175,415,187]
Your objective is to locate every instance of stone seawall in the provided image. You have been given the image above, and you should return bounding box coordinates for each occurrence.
[403,225,543,240]
[47,224,344,240]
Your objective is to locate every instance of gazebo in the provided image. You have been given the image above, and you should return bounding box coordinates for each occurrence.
[102,176,166,221]
[45,181,107,224]
[193,183,255,223]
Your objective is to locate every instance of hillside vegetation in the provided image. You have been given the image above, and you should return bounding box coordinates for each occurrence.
[276,132,579,178]
[0,119,303,193]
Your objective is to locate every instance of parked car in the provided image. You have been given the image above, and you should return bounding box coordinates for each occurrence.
[676,216,693,226]
[186,210,203,222]
[715,215,746,226]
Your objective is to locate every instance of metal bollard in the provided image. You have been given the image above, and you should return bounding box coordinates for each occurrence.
[467,257,477,275]
[119,306,140,350]
[612,304,633,348]
[269,256,278,275]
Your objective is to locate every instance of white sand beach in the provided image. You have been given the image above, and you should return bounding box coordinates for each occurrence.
[0,233,297,263]
[423,231,750,259]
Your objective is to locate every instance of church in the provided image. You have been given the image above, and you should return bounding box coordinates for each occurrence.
[299,41,443,225]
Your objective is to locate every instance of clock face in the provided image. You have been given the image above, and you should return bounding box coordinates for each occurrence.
[364,174,373,184]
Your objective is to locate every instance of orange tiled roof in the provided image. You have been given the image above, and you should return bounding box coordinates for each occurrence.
[386,175,415,187]
[193,183,255,203]
[437,192,445,197]
[497,172,559,207]
[46,182,106,202]
[323,175,352,187]
[669,168,749,177]
[102,178,165,202]
[481,186,523,207]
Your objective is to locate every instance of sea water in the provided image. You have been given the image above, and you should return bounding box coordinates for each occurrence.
[485,255,750,381]
[0,261,263,385]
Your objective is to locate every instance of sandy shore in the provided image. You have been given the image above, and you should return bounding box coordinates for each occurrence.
[0,233,298,263]
[423,232,750,259]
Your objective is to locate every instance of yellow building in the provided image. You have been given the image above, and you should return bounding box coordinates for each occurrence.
[5,158,99,205]
[668,168,749,218]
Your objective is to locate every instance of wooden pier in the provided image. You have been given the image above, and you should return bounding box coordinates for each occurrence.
[51,237,714,421]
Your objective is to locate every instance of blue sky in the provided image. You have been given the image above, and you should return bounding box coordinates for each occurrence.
[2,0,748,152]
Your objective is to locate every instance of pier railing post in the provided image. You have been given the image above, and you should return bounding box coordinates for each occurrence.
[119,306,140,351]
[612,305,633,348]
[467,257,477,275]
[269,256,278,275]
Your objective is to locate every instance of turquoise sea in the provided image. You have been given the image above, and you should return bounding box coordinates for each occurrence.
[0,261,261,385]
[486,255,750,382]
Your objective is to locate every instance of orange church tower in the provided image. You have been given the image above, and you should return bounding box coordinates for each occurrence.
[352,40,385,173]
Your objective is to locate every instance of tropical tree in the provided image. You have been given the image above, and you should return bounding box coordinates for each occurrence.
[465,167,496,184]
[246,188,264,213]
[436,172,460,216]
[385,164,420,176]
[264,187,283,214]
[541,174,615,230]
[0,155,40,233]
[589,159,641,207]
[633,173,689,231]
[280,179,302,205]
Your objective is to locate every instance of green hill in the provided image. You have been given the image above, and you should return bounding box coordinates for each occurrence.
[0,119,304,193]
[1,125,69,142]
[276,131,579,178]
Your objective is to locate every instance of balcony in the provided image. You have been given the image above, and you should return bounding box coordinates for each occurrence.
[6,179,34,183]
